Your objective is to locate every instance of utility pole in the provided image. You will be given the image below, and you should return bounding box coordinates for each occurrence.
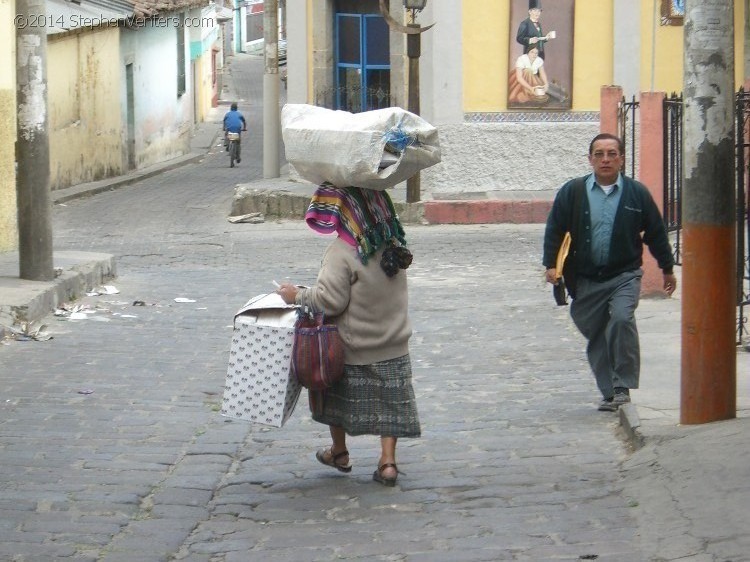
[406,22,421,203]
[379,0,434,202]
[16,0,53,281]
[263,0,280,179]
[681,0,736,424]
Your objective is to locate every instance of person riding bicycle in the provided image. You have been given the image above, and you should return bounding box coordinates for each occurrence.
[223,103,247,161]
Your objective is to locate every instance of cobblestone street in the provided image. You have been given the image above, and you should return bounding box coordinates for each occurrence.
[1,130,643,562]
[0,54,693,562]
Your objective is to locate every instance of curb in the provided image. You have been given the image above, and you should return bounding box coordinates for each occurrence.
[424,199,552,224]
[52,152,207,205]
[230,188,429,224]
[0,252,116,327]
[230,190,553,225]
[618,403,645,450]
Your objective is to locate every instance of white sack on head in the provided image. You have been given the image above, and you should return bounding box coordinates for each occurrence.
[281,104,441,191]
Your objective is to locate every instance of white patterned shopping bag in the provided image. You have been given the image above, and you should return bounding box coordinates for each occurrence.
[221,294,301,427]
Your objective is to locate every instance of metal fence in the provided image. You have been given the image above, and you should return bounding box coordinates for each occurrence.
[663,93,683,265]
[657,89,750,344]
[735,88,750,343]
[314,86,391,114]
[618,95,639,179]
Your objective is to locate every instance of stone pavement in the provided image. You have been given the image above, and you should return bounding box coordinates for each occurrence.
[1,51,749,562]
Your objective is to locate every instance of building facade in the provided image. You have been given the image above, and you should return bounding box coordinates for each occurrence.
[0,0,17,252]
[44,0,218,190]
[286,0,746,198]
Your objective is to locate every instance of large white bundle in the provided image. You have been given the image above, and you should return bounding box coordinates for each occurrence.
[281,104,441,190]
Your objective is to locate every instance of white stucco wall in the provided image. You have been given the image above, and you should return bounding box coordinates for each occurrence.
[421,2,463,126]
[614,0,642,98]
[120,19,193,170]
[286,2,307,104]
[421,122,599,196]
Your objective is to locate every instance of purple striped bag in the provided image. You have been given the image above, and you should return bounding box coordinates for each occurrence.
[291,310,345,391]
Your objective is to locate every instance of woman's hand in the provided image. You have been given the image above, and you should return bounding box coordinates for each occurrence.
[277,282,298,304]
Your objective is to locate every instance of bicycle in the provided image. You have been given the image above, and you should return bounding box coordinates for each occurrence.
[227,132,241,168]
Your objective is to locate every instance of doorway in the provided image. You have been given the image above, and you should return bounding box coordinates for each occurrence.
[125,63,136,170]
[334,12,390,112]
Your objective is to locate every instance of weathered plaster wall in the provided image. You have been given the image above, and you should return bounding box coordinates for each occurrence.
[0,0,18,251]
[190,6,219,122]
[48,28,124,191]
[421,122,598,195]
[120,21,192,170]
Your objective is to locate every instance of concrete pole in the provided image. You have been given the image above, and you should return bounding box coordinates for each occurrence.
[16,0,53,281]
[681,0,737,424]
[263,0,280,179]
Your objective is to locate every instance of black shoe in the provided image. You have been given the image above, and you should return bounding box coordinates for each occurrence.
[613,389,631,407]
[598,397,617,412]
[236,158,241,163]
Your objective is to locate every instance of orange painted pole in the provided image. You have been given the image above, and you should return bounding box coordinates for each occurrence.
[680,0,736,424]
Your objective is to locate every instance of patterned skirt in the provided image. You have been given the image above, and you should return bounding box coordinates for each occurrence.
[311,354,421,438]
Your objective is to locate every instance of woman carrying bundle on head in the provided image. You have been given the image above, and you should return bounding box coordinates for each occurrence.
[276,184,421,487]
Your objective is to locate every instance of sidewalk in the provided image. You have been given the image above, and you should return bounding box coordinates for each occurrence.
[0,108,223,329]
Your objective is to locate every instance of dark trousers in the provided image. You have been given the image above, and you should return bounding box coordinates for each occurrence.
[570,270,642,399]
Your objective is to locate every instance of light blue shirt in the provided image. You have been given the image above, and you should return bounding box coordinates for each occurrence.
[585,173,624,267]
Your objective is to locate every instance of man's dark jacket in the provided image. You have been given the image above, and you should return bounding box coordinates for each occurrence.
[516,18,545,57]
[543,175,675,283]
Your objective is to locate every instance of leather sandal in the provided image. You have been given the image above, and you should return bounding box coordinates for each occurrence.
[372,463,398,487]
[316,448,352,473]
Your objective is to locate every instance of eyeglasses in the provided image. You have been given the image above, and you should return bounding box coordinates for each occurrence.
[591,150,621,160]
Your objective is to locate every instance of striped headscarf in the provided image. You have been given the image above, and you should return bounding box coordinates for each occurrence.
[305,184,407,265]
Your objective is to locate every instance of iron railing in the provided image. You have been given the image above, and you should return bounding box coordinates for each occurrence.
[618,95,639,178]
[659,89,750,344]
[735,88,750,343]
[663,92,683,265]
[314,86,391,114]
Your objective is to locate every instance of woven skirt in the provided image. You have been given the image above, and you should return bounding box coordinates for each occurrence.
[311,354,421,438]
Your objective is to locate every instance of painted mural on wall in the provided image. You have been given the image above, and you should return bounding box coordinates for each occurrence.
[508,0,574,110]
[661,0,684,25]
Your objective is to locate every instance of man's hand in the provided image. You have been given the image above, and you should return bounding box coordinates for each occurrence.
[663,273,677,296]
[545,268,558,285]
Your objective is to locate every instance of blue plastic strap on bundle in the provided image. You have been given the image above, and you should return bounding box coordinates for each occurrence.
[383,126,417,153]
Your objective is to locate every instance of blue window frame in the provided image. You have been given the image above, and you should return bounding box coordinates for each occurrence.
[335,13,390,112]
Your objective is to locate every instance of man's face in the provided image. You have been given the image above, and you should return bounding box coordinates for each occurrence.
[529,8,541,21]
[588,139,623,185]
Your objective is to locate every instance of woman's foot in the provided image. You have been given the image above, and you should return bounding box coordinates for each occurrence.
[316,447,352,473]
[373,463,398,487]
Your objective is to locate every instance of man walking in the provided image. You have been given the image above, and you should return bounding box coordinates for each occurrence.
[543,133,677,411]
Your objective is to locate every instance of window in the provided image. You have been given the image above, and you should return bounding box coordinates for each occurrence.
[335,13,390,112]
